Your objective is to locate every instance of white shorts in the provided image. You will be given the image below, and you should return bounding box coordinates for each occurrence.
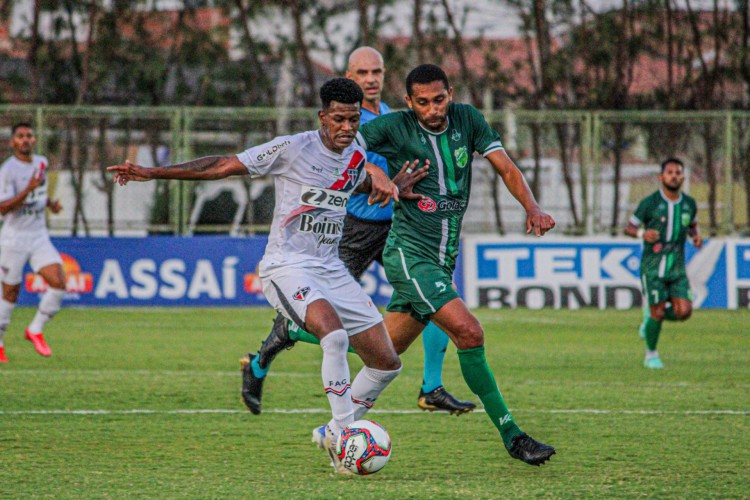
[261,265,382,336]
[0,236,63,285]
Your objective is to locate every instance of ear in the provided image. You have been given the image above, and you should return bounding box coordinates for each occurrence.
[447,86,454,101]
[404,94,412,110]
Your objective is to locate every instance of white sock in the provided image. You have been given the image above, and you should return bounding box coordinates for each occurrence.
[351,365,402,420]
[320,329,354,436]
[28,288,65,334]
[646,350,659,359]
[0,299,15,346]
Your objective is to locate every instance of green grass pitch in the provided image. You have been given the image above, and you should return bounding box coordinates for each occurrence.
[1,307,748,498]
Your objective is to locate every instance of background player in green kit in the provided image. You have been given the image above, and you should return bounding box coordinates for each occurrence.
[625,158,703,369]
[354,64,557,466]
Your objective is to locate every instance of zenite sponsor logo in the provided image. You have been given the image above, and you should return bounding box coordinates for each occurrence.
[418,197,437,212]
[25,253,93,294]
[299,185,351,212]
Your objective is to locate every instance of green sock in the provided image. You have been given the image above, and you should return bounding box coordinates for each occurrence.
[644,317,662,351]
[457,346,523,448]
[287,321,356,353]
[664,304,677,321]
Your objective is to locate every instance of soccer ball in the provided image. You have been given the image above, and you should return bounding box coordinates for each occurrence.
[336,419,392,475]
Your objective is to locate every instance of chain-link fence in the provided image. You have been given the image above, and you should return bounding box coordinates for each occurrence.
[1,105,747,236]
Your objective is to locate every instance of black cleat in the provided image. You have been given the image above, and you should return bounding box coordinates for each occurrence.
[257,313,296,369]
[417,385,477,415]
[506,433,556,466]
[240,354,264,415]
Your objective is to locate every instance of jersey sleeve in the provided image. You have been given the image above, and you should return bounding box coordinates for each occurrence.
[630,197,649,226]
[468,106,504,157]
[355,114,398,157]
[236,135,295,177]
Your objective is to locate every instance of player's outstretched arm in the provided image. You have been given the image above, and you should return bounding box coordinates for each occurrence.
[107,156,247,186]
[360,162,400,207]
[688,222,703,248]
[486,150,555,236]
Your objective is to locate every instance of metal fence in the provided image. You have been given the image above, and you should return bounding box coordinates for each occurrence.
[1,105,747,236]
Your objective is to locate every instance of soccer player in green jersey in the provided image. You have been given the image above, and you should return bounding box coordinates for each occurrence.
[354,64,557,466]
[625,158,703,369]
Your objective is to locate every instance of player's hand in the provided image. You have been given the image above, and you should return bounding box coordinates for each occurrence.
[25,169,44,192]
[107,160,151,185]
[392,160,429,201]
[48,199,62,214]
[692,233,703,248]
[525,208,555,236]
[643,229,660,243]
[366,164,399,208]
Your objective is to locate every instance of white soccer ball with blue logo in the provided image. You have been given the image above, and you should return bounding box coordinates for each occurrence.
[336,419,392,475]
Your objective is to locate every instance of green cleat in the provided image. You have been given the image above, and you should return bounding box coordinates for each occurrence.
[644,355,664,369]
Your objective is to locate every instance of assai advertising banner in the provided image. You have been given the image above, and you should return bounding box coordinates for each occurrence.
[463,236,747,310]
[16,236,409,307]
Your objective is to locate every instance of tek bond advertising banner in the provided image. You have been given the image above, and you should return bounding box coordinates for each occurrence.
[16,236,403,307]
[463,236,750,310]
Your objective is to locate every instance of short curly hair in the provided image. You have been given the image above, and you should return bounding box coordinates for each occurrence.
[660,157,684,173]
[406,64,450,96]
[319,78,363,110]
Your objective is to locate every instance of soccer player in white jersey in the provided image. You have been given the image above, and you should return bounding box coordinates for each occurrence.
[109,78,419,474]
[0,123,66,363]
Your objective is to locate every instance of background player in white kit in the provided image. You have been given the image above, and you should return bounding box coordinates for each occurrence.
[109,78,418,473]
[0,123,66,363]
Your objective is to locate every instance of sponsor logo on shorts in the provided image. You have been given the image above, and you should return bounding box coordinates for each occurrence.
[299,185,351,212]
[299,214,343,247]
[293,286,310,301]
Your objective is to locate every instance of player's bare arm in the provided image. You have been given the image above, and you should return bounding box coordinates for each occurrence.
[624,222,660,243]
[47,198,62,214]
[359,161,400,207]
[688,222,703,248]
[107,156,247,185]
[392,159,429,200]
[0,169,44,215]
[486,149,555,236]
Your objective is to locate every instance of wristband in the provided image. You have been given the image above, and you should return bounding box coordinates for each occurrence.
[636,228,645,239]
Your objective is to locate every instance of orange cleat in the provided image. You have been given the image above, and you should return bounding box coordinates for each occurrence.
[25,329,52,357]
[0,346,7,363]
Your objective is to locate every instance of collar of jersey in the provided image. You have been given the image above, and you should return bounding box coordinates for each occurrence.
[416,116,450,136]
[658,187,683,205]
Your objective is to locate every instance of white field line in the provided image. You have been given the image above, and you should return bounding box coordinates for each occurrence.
[0,408,747,416]
[1,371,748,388]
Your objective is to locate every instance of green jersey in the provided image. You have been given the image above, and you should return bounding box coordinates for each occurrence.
[356,103,503,270]
[630,189,698,278]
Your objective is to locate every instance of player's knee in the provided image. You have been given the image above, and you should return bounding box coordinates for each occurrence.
[319,329,349,354]
[675,307,692,321]
[650,310,666,321]
[3,287,20,303]
[455,322,484,350]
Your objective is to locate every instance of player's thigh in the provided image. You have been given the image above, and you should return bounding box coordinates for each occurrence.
[0,246,31,286]
[383,310,426,355]
[668,274,693,319]
[349,322,401,370]
[431,298,484,350]
[382,247,458,322]
[323,270,383,336]
[261,267,333,334]
[641,272,668,306]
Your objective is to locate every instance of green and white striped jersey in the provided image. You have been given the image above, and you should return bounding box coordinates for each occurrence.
[630,189,698,278]
[355,103,503,270]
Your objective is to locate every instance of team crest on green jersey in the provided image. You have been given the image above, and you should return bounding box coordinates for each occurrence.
[681,212,692,226]
[454,146,468,168]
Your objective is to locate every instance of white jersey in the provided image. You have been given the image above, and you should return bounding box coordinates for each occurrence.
[236,130,368,274]
[0,155,50,248]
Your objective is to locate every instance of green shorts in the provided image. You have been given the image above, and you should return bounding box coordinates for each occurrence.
[382,245,459,324]
[640,270,693,306]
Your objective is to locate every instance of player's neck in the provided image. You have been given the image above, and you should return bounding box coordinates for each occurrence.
[318,130,344,155]
[362,99,381,115]
[14,152,32,163]
[660,186,681,202]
